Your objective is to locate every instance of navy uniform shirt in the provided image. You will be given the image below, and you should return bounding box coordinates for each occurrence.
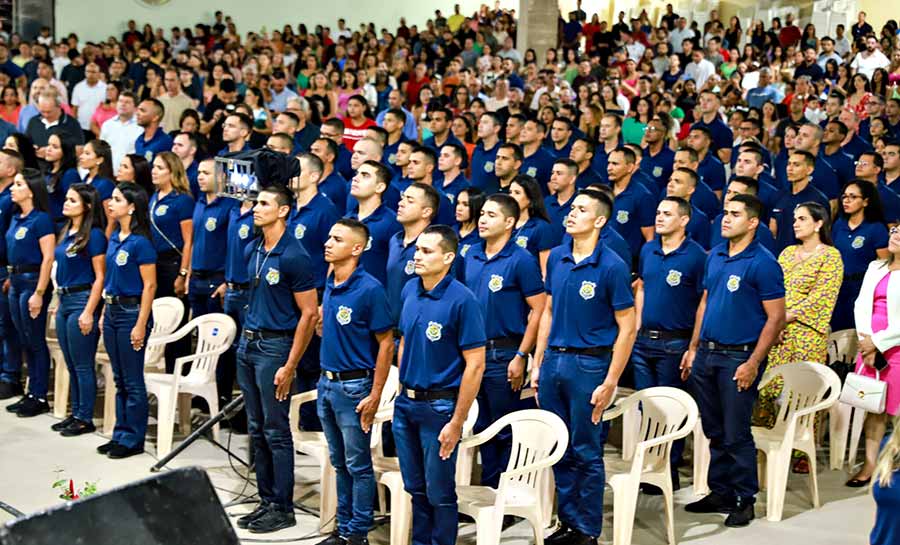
[545,240,634,348]
[149,191,195,255]
[520,147,555,194]
[431,185,457,226]
[61,169,115,201]
[691,118,733,157]
[6,210,54,266]
[638,238,706,331]
[771,184,831,253]
[320,267,394,373]
[544,192,576,243]
[842,134,873,161]
[464,238,544,340]
[611,180,656,259]
[698,153,727,192]
[575,167,602,190]
[318,171,349,215]
[55,227,107,288]
[134,127,174,163]
[832,218,889,276]
[398,273,486,390]
[561,227,633,270]
[422,133,464,155]
[290,193,340,289]
[191,195,237,273]
[104,231,157,296]
[659,181,719,224]
[0,185,15,266]
[641,146,675,192]
[776,161,839,200]
[440,173,469,205]
[225,204,255,284]
[685,206,712,249]
[385,231,466,323]
[336,144,354,180]
[513,217,557,258]
[243,233,316,332]
[455,225,482,259]
[700,240,784,345]
[821,149,855,188]
[878,182,900,224]
[548,140,573,160]
[710,212,777,254]
[185,160,200,200]
[470,140,500,193]
[383,138,404,177]
[346,205,402,285]
[217,142,252,157]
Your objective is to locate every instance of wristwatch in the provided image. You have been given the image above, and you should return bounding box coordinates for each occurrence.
[178,269,188,278]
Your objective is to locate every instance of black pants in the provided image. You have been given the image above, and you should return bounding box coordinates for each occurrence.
[156,253,191,374]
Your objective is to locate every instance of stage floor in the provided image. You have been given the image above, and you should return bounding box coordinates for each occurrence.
[0,396,877,544]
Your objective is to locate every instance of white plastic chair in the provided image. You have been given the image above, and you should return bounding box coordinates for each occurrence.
[691,421,711,496]
[604,387,699,545]
[97,297,184,435]
[825,329,864,470]
[456,409,568,545]
[753,363,841,522]
[144,313,236,457]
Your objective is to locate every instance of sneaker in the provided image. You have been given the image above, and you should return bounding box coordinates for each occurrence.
[237,503,270,529]
[61,419,97,437]
[107,444,144,459]
[685,493,735,514]
[97,440,118,454]
[52,416,76,432]
[248,508,296,534]
[15,396,50,418]
[314,532,345,545]
[545,523,576,545]
[5,395,27,412]
[724,498,755,527]
[0,381,22,400]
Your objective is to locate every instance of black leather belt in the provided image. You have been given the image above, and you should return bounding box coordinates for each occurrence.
[393,327,402,338]
[486,336,522,350]
[7,264,40,274]
[321,369,373,381]
[191,269,224,280]
[549,345,611,357]
[243,329,293,341]
[639,328,692,340]
[702,340,755,353]
[57,284,92,295]
[402,387,457,401]
[227,282,250,291]
[104,295,140,305]
[157,249,180,261]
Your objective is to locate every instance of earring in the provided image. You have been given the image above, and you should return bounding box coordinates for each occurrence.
[128,210,134,216]
[815,227,820,232]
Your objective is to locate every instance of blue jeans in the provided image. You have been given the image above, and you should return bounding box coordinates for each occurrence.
[474,347,519,488]
[188,274,224,318]
[631,335,690,474]
[156,255,190,374]
[0,269,21,385]
[220,287,249,402]
[297,333,323,431]
[317,375,375,537]
[103,303,151,449]
[8,272,51,398]
[393,394,459,545]
[537,350,611,537]
[56,291,100,421]
[689,347,763,502]
[237,335,295,510]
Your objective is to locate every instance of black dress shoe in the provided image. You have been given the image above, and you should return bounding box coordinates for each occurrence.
[0,381,22,400]
[237,503,271,529]
[568,530,598,545]
[685,493,735,514]
[248,508,296,533]
[345,536,368,545]
[724,498,755,527]
[97,440,118,454]
[107,444,144,459]
[15,396,50,417]
[60,419,97,437]
[313,532,345,545]
[5,395,27,412]
[845,477,872,488]
[546,523,576,545]
[52,416,76,431]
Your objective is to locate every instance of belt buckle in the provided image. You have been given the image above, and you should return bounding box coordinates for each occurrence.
[103,294,113,304]
[325,370,336,380]
[406,388,417,400]
[648,330,661,340]
[558,346,568,353]
[706,341,716,351]
[5,265,11,274]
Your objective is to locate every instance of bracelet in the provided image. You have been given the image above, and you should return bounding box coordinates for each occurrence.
[516,350,527,359]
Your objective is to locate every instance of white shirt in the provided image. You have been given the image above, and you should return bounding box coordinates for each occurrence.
[834,37,852,58]
[684,58,716,89]
[851,50,890,79]
[52,56,70,79]
[99,115,143,171]
[625,42,646,62]
[71,79,107,130]
[669,27,695,53]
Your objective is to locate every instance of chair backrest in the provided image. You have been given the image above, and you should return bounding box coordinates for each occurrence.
[183,314,237,382]
[146,297,185,366]
[496,409,569,496]
[828,328,858,365]
[629,387,698,473]
[766,362,841,437]
[370,366,400,454]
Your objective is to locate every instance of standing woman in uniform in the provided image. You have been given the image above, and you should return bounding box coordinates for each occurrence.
[51,184,107,436]
[64,140,117,234]
[116,154,154,197]
[453,187,484,258]
[99,182,157,459]
[509,174,556,276]
[42,131,77,227]
[4,168,55,417]
[148,151,193,373]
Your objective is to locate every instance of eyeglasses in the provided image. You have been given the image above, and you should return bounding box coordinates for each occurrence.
[891,226,900,235]
[841,194,862,200]
[855,161,873,168]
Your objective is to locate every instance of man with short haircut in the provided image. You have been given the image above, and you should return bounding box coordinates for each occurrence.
[851,35,890,79]
[548,117,574,159]
[407,147,455,225]
[641,113,676,191]
[437,143,469,203]
[882,142,900,193]
[380,108,407,176]
[284,96,320,153]
[745,68,784,109]
[27,89,84,152]
[591,114,623,182]
[691,91,733,164]
[770,150,831,252]
[838,109,875,160]
[505,113,526,145]
[375,90,417,141]
[320,118,355,180]
[218,113,253,156]
[665,168,712,248]
[172,131,201,199]
[266,69,299,113]
[422,107,462,156]
[569,137,601,189]
[267,133,295,155]
[70,62,107,136]
[545,158,579,242]
[100,90,142,170]
[671,147,722,219]
[347,161,402,284]
[310,137,350,214]
[821,120,856,187]
[519,119,555,194]
[709,177,777,252]
[607,147,656,263]
[134,98,172,162]
[817,37,843,69]
[470,112,503,193]
[684,49,716,89]
[855,151,900,225]
[273,111,300,140]
[493,143,523,194]
[783,122,840,203]
[159,68,193,132]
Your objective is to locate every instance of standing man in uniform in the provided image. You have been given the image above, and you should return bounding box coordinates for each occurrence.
[532,189,637,545]
[395,225,486,545]
[470,112,502,193]
[347,160,402,285]
[607,147,656,265]
[682,194,785,528]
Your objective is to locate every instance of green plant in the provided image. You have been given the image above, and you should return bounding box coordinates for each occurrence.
[52,469,99,501]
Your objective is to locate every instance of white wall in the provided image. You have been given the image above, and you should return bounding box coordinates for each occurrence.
[55,0,520,44]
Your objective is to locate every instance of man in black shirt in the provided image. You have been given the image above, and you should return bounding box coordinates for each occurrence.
[202,78,239,153]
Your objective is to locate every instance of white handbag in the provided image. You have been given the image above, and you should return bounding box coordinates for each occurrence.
[839,368,887,414]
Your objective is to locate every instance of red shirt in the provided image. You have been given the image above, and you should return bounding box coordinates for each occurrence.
[405,75,431,108]
[342,117,376,151]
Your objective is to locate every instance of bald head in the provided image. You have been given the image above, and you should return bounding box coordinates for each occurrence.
[351,138,384,171]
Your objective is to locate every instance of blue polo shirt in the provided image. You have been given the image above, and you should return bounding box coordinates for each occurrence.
[464,238,544,340]
[700,240,785,345]
[821,149,855,188]
[104,231,157,296]
[545,240,633,348]
[544,191,576,243]
[191,195,236,273]
[149,191,194,254]
[878,182,900,224]
[54,227,107,288]
[0,186,14,266]
[548,140,573,160]
[290,193,340,289]
[320,267,394,372]
[575,167,602,190]
[698,153,727,192]
[520,146,555,194]
[560,227,634,270]
[660,181,720,223]
[611,180,656,259]
[6,210,54,266]
[692,118,733,156]
[431,185,457,226]
[216,142,252,157]
[513,217,557,258]
[771,184,831,253]
[422,133,464,155]
[832,218,889,276]
[185,160,200,200]
[383,138,404,177]
[709,213,777,254]
[775,161,839,200]
[398,273,486,390]
[440,173,469,204]
[134,127,174,163]
[842,134,873,161]
[346,205,402,285]
[336,144,354,180]
[225,204,255,284]
[318,171,348,215]
[455,226,482,259]
[638,238,706,331]
[243,233,316,331]
[685,206,712,249]
[61,169,115,201]
[470,140,500,193]
[641,146,675,192]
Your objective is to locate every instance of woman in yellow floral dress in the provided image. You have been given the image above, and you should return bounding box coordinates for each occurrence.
[755,202,843,472]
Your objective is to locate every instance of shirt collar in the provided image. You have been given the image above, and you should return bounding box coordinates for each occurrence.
[715,239,760,261]
[327,266,364,293]
[416,271,454,299]
[561,238,606,267]
[652,236,691,257]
